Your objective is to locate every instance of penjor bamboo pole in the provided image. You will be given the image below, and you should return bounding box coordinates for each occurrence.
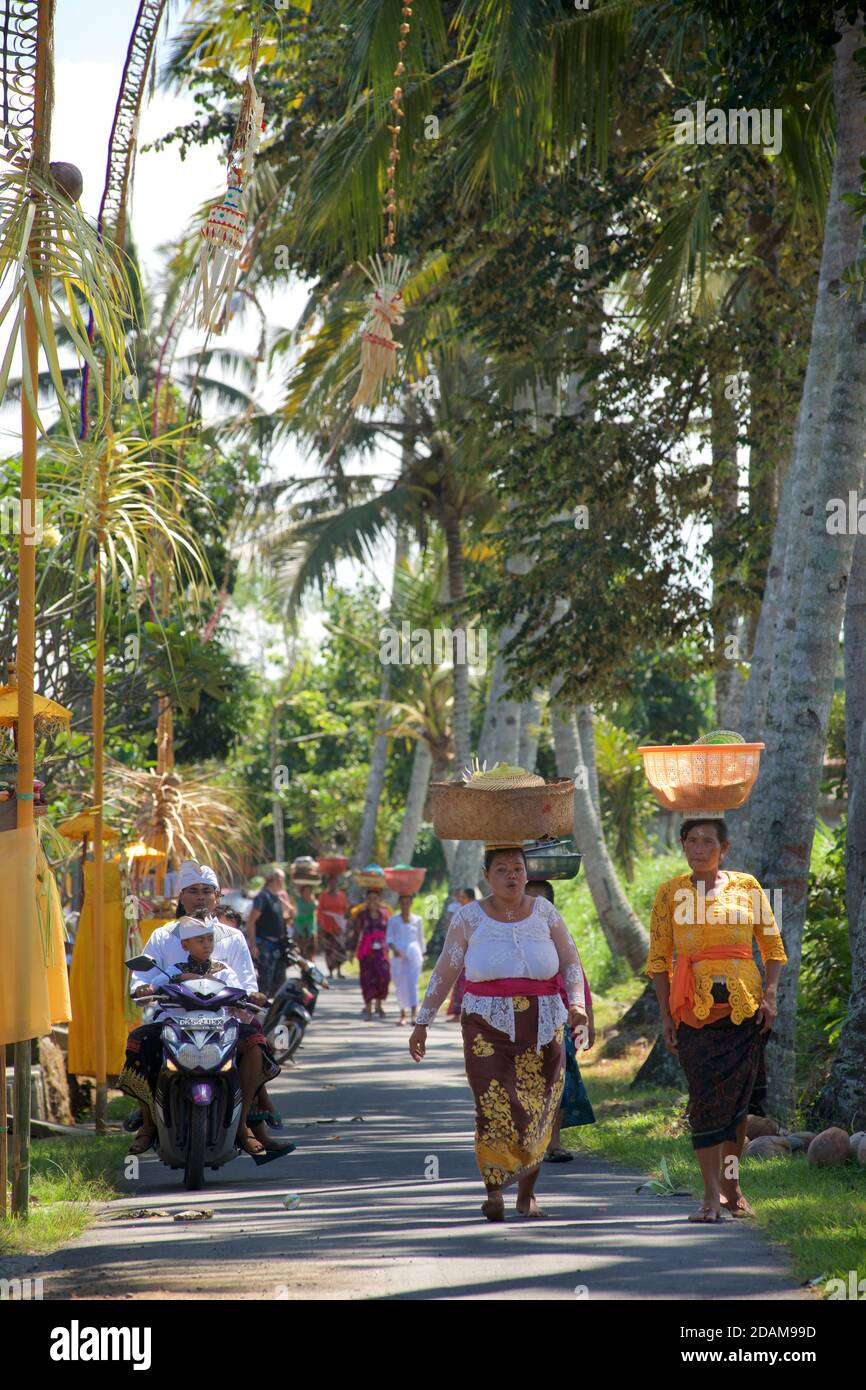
[12,0,55,1220]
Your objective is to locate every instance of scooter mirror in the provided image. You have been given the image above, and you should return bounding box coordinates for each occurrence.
[125,953,158,971]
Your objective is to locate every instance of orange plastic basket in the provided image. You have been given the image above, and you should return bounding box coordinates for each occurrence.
[638,742,765,812]
[384,866,426,894]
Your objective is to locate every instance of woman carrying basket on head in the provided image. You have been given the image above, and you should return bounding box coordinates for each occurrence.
[410,839,587,1221]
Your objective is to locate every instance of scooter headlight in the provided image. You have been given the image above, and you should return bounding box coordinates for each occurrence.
[175,1041,223,1070]
[162,1025,180,1046]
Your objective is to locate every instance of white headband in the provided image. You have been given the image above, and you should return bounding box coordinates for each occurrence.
[177,915,216,942]
[177,861,219,891]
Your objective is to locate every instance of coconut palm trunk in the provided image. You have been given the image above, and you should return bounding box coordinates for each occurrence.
[389,737,433,866]
[517,695,542,773]
[845,531,866,943]
[733,18,866,864]
[351,530,409,885]
[550,695,648,971]
[442,506,471,768]
[749,277,866,1118]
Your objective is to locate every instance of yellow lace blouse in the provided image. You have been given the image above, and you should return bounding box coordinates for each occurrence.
[646,871,787,1024]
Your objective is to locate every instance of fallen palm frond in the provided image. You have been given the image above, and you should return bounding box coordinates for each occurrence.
[106,760,262,881]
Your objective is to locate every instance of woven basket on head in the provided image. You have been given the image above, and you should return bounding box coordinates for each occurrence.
[638,743,765,812]
[430,778,574,842]
[355,871,387,890]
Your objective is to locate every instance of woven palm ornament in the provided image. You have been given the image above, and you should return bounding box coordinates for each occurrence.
[182,27,264,333]
[351,3,415,407]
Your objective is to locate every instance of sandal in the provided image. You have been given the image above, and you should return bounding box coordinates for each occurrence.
[544,1147,574,1163]
[239,1133,293,1166]
[128,1129,156,1155]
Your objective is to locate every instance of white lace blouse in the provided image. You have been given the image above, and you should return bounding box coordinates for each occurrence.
[417,897,587,1049]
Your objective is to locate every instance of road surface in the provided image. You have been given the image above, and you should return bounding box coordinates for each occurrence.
[2,975,810,1300]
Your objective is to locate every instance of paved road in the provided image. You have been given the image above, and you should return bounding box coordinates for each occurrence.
[3,976,810,1300]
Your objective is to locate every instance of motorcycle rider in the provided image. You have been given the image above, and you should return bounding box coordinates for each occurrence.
[123,861,287,1154]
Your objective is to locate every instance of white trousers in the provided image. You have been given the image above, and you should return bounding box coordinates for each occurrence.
[391,944,423,1009]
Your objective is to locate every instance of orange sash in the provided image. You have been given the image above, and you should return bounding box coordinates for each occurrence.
[669,945,751,1026]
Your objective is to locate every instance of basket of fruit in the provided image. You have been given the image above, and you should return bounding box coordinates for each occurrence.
[638,731,765,812]
[354,862,387,890]
[384,864,427,894]
[317,854,350,878]
[430,762,574,842]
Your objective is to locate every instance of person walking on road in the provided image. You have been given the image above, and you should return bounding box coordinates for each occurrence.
[349,888,391,1020]
[386,893,426,1025]
[445,887,475,1022]
[317,874,348,977]
[524,880,596,1162]
[246,868,290,996]
[409,845,588,1222]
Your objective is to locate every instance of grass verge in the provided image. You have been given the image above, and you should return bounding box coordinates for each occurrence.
[1,1133,127,1257]
[564,1043,866,1294]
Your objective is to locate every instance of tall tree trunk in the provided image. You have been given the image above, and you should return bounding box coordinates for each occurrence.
[351,530,409,889]
[709,361,745,728]
[845,531,866,944]
[518,694,542,772]
[551,695,649,971]
[442,507,471,768]
[751,283,866,1118]
[269,702,285,865]
[735,17,866,865]
[576,704,601,817]
[389,737,433,865]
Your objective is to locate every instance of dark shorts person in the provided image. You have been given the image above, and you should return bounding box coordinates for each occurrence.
[256,937,287,996]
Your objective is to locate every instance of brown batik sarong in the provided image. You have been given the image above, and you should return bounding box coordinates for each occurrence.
[677,1008,767,1150]
[462,998,565,1189]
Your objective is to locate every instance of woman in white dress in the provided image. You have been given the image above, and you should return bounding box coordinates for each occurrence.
[386,894,426,1025]
[409,845,587,1222]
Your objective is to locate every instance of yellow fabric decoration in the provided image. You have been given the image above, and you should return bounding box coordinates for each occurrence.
[139,915,175,946]
[37,841,72,1028]
[0,826,54,1044]
[68,861,129,1076]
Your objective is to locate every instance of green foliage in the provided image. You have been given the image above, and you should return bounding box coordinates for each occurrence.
[798,820,853,1107]
[594,715,657,881]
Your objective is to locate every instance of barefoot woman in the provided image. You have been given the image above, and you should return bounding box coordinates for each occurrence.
[409,845,588,1221]
[647,815,787,1222]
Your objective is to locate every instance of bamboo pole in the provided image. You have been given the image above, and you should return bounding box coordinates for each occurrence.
[12,239,40,1218]
[92,539,107,1131]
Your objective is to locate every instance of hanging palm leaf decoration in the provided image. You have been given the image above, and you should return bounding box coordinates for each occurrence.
[350,2,416,409]
[180,22,264,335]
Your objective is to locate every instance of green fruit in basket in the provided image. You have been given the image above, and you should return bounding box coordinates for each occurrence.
[695,730,745,745]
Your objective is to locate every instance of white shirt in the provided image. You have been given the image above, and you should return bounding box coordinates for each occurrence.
[417,896,586,1048]
[131,921,258,996]
[386,913,425,957]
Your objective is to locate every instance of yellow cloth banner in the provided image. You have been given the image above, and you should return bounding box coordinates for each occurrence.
[68,860,128,1077]
[0,826,50,1044]
[139,915,174,946]
[38,840,72,1028]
